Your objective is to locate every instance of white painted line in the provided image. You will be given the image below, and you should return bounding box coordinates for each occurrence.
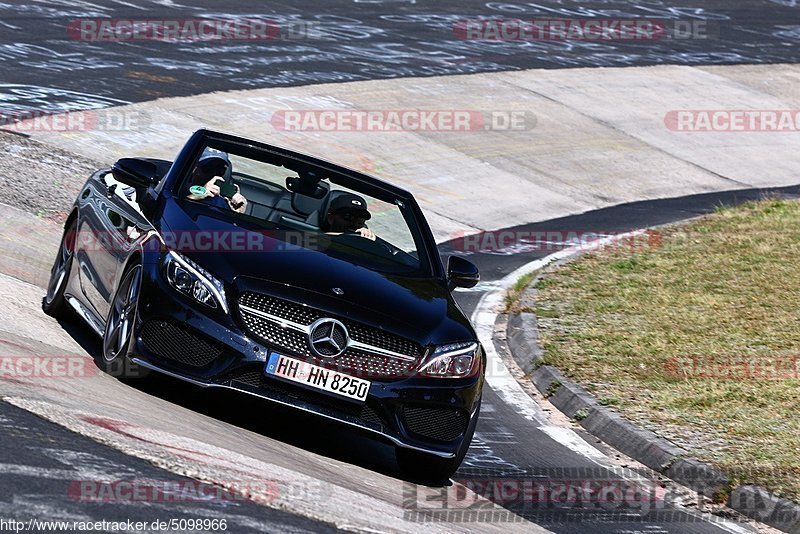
[471,239,617,461]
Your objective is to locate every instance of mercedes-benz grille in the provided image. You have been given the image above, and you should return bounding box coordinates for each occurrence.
[238,292,424,379]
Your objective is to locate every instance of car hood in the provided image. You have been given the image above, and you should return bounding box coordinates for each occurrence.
[159,203,474,345]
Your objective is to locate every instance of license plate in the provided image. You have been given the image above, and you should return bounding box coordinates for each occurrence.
[264,352,370,402]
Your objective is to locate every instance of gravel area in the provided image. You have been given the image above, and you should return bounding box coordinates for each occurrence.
[0,130,105,223]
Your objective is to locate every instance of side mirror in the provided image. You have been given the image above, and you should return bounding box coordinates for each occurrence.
[112,158,159,189]
[447,256,480,290]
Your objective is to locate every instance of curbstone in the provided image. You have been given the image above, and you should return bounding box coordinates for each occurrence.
[529,364,565,400]
[580,403,685,474]
[506,312,541,376]
[664,457,729,500]
[728,486,800,533]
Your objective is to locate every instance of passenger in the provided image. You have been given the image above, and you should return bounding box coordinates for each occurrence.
[323,192,376,241]
[186,149,247,213]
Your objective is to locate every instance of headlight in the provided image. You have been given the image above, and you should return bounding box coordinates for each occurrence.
[418,342,480,378]
[164,251,228,313]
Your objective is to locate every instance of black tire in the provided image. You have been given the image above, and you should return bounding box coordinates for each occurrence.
[42,221,76,317]
[396,397,481,482]
[96,263,149,380]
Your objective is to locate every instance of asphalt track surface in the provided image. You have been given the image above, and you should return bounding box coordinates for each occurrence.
[0,0,799,115]
[1,0,798,532]
[0,400,338,533]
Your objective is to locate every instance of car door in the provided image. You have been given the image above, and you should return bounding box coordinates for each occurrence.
[76,172,152,323]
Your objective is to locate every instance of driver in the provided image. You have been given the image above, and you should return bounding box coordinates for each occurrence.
[186,149,247,213]
[323,192,376,241]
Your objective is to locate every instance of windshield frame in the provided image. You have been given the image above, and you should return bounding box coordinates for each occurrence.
[170,133,438,278]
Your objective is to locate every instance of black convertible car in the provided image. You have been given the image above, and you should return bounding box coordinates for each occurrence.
[43,129,484,479]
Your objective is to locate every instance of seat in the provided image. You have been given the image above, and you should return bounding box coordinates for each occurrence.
[266,180,331,229]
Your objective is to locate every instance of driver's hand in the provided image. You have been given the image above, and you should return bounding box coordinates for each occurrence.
[356,228,376,241]
[228,185,247,213]
[202,177,222,198]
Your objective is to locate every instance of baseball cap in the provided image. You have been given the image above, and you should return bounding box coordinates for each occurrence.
[328,192,371,220]
[197,147,230,175]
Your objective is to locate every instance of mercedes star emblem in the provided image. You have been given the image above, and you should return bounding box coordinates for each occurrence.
[308,318,349,358]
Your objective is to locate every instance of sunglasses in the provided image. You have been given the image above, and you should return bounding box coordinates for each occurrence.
[334,211,367,223]
[198,161,228,175]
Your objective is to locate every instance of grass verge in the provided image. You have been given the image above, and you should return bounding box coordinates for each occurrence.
[533,198,800,501]
[504,271,536,313]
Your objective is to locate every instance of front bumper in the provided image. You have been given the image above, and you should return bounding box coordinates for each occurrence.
[132,259,483,458]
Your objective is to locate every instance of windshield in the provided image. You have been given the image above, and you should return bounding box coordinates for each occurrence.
[178,140,430,276]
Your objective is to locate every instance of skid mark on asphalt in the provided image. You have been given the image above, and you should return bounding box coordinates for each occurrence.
[463,430,527,475]
[0,399,335,532]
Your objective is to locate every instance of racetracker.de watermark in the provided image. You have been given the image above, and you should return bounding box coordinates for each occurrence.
[74,229,323,254]
[665,110,800,132]
[665,354,800,380]
[453,18,715,41]
[447,229,663,255]
[271,109,536,132]
[0,109,148,132]
[67,18,321,42]
[0,355,96,379]
[67,479,284,503]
